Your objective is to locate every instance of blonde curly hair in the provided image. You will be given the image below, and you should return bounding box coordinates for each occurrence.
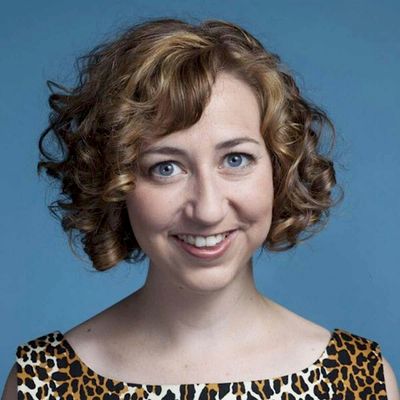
[37,17,343,271]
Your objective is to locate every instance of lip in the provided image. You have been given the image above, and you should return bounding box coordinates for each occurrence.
[172,229,238,261]
[173,229,235,237]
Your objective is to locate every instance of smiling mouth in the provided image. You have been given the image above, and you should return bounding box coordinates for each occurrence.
[171,229,237,260]
[174,232,230,249]
[172,229,236,246]
[173,229,236,237]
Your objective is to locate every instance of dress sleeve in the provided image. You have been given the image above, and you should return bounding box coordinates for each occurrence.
[16,333,60,399]
[323,329,388,399]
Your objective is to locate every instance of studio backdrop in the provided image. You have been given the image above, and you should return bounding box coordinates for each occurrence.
[1,0,399,387]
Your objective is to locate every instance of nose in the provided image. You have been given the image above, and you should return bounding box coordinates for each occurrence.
[184,167,229,226]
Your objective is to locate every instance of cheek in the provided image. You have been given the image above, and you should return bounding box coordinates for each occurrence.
[244,177,274,244]
[125,186,176,237]
[237,168,274,224]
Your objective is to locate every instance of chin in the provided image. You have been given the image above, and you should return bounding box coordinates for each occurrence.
[171,257,253,294]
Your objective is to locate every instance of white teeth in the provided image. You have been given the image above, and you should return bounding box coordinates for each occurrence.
[177,232,229,247]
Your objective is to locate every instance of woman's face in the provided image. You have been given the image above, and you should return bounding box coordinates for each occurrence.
[125,72,274,292]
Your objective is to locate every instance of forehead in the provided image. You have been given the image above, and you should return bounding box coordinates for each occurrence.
[142,73,262,150]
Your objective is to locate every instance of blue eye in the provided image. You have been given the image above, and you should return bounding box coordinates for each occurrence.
[148,152,255,180]
[150,161,182,178]
[224,153,254,168]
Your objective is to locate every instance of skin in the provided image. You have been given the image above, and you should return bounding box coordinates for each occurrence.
[61,72,334,383]
[3,74,398,397]
[124,72,275,350]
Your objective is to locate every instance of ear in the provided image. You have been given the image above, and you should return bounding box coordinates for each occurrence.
[382,356,400,400]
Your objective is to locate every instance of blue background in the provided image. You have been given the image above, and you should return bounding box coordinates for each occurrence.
[1,0,399,387]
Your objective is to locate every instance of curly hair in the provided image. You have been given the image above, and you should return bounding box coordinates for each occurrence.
[37,17,343,271]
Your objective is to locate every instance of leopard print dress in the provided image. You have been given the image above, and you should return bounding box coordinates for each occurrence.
[16,328,387,399]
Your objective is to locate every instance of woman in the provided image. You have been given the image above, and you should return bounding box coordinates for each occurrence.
[3,17,398,399]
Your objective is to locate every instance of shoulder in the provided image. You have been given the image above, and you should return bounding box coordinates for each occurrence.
[326,328,399,400]
[16,330,63,357]
[382,356,400,400]
[61,294,143,368]
[16,330,63,363]
[8,331,64,399]
[62,322,105,370]
[60,305,129,375]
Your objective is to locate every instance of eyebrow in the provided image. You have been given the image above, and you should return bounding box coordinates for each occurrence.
[140,137,261,157]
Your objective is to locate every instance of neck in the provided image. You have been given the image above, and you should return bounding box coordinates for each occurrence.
[122,258,277,353]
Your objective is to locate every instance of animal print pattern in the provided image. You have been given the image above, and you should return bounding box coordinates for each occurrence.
[16,328,387,399]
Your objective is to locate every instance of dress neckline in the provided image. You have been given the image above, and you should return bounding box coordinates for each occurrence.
[55,328,339,387]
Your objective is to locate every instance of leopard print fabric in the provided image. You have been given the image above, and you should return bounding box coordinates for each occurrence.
[16,328,387,399]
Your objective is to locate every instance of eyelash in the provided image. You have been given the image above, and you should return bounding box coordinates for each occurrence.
[148,152,256,180]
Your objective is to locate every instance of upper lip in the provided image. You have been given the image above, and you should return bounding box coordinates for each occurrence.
[173,229,236,237]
